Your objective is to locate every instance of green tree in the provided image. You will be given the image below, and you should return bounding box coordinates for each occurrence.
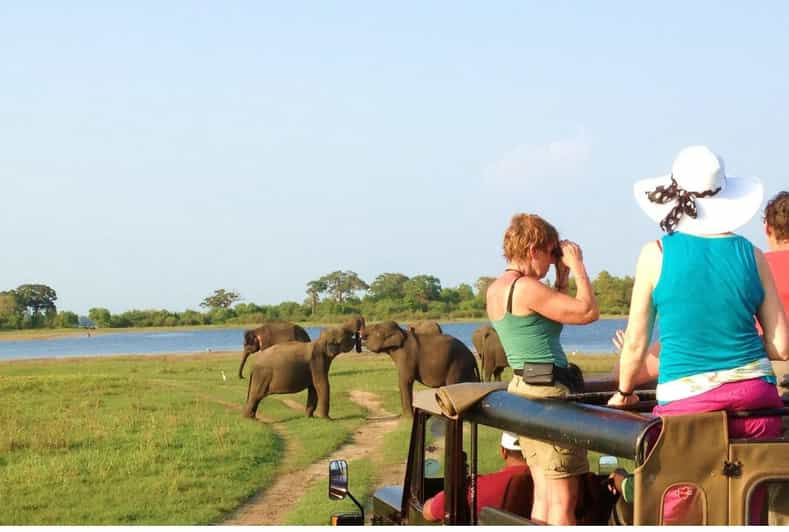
[475,276,496,299]
[200,289,241,309]
[315,271,369,305]
[0,291,20,329]
[456,283,475,301]
[180,309,205,326]
[305,280,328,315]
[53,311,79,328]
[88,307,112,328]
[368,273,409,301]
[403,275,442,311]
[593,271,633,315]
[15,284,57,327]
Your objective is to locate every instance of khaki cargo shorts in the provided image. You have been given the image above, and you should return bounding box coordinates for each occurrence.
[507,375,589,479]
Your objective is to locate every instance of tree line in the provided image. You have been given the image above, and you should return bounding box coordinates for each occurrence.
[0,271,634,331]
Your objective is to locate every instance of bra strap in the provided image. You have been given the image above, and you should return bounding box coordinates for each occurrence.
[506,276,522,313]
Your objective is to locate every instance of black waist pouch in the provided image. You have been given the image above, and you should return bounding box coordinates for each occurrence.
[520,362,585,393]
[520,362,555,385]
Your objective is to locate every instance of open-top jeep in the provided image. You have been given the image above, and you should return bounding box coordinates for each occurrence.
[329,375,789,525]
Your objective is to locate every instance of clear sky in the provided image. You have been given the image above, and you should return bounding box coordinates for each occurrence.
[2,2,787,315]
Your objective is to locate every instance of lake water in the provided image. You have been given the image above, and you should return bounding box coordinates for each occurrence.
[0,319,628,361]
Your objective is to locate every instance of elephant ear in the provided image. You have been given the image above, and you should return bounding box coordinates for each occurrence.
[258,329,272,350]
[381,326,406,350]
[244,330,259,350]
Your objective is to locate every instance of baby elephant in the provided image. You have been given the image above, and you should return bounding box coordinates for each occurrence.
[471,324,510,382]
[363,320,480,417]
[238,320,311,379]
[408,320,443,335]
[242,320,362,420]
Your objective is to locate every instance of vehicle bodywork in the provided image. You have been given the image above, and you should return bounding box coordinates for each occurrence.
[330,376,789,525]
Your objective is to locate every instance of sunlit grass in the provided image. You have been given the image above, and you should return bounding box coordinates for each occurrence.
[0,350,618,524]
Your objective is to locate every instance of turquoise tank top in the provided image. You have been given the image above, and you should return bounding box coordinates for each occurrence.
[492,277,568,369]
[653,233,772,384]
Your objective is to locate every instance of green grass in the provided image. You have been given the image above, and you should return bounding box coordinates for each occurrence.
[0,372,281,525]
[0,350,618,525]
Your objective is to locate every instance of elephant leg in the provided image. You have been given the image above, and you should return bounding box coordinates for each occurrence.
[305,385,318,417]
[484,357,494,382]
[398,374,415,417]
[314,377,331,419]
[243,369,271,419]
[494,367,503,382]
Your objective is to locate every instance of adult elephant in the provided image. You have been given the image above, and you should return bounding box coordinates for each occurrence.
[242,316,365,420]
[471,324,510,382]
[362,320,479,417]
[238,321,311,379]
[408,320,443,335]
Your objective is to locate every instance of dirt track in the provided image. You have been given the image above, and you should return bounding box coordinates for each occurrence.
[222,390,402,525]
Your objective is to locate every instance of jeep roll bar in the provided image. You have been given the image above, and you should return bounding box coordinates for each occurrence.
[461,390,661,463]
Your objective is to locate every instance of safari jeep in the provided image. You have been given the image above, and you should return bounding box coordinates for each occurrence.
[328,376,789,525]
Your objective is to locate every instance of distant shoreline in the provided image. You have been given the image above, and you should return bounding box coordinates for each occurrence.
[0,315,628,343]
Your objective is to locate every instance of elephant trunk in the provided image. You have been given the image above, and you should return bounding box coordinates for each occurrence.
[238,350,250,379]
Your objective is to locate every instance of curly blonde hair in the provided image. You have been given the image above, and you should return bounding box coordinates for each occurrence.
[502,214,559,262]
[764,191,789,242]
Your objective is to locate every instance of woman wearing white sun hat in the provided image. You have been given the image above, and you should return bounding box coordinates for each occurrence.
[608,146,789,524]
[608,145,788,522]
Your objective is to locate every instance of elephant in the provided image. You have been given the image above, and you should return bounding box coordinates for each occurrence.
[242,316,365,420]
[238,320,311,379]
[407,320,443,335]
[471,324,510,382]
[362,320,480,417]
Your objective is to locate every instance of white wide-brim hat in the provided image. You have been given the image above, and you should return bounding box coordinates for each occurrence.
[633,145,764,235]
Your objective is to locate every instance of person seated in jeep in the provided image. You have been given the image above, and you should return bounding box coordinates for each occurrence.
[421,432,529,522]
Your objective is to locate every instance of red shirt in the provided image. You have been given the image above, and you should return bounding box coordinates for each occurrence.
[756,250,789,334]
[766,250,789,318]
[424,465,529,519]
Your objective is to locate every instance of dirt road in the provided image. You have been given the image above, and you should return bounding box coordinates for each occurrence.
[222,390,402,525]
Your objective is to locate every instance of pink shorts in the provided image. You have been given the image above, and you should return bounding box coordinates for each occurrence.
[653,378,783,438]
[652,378,783,524]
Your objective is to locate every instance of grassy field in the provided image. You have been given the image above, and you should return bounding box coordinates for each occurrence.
[0,351,616,525]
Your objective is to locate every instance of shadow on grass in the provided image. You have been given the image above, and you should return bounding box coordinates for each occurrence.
[330,366,393,377]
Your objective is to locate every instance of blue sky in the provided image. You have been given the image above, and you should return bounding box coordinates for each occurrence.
[2,2,787,314]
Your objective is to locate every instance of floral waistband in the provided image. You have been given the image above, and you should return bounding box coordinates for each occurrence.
[656,358,775,404]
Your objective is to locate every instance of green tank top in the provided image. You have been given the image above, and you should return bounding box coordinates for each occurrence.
[491,277,568,369]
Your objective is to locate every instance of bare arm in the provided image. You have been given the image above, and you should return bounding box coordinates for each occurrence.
[755,248,789,361]
[522,241,599,325]
[608,242,661,406]
[611,329,660,385]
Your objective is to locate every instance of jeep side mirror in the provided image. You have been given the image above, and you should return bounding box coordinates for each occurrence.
[328,459,364,525]
[329,460,349,500]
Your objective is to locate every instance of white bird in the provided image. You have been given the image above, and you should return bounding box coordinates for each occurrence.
[220,370,227,382]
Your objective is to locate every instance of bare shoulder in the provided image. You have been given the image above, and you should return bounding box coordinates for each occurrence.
[633,240,663,288]
[639,240,662,261]
[752,244,767,263]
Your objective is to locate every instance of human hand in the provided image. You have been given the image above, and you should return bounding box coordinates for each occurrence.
[554,258,570,288]
[612,329,625,353]
[559,240,584,271]
[607,391,639,408]
[607,469,629,494]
